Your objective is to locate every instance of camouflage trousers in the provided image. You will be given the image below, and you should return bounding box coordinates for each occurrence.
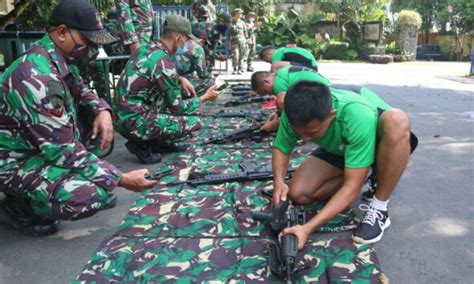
[231,41,249,71]
[247,42,256,68]
[116,110,202,143]
[186,77,215,97]
[1,115,114,220]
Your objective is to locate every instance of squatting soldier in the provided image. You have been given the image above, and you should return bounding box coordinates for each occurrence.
[114,15,219,164]
[230,8,248,74]
[0,0,157,236]
[115,0,153,54]
[251,65,331,132]
[245,12,259,72]
[193,13,232,74]
[172,29,215,96]
[260,45,319,72]
[274,81,418,247]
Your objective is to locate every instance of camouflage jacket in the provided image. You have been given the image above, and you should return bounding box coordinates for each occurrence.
[173,40,210,79]
[246,20,257,45]
[230,19,247,45]
[191,2,208,24]
[193,21,225,64]
[0,35,121,191]
[115,0,154,45]
[114,41,201,134]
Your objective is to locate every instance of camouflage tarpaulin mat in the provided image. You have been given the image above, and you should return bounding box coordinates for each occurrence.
[75,237,385,283]
[75,82,385,282]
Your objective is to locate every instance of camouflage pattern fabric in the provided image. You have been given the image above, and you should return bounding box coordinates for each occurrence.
[193,20,227,74]
[0,35,121,220]
[75,236,385,283]
[113,41,202,143]
[191,1,209,24]
[246,18,257,68]
[230,19,249,71]
[75,82,384,282]
[173,39,211,80]
[115,0,153,46]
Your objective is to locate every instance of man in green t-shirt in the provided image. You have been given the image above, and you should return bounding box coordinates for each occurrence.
[259,46,318,72]
[273,81,417,246]
[250,65,331,132]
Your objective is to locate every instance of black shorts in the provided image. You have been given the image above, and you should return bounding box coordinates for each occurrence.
[311,109,419,170]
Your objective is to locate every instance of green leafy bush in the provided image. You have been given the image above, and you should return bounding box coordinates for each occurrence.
[397,10,422,29]
[385,41,403,55]
[322,42,350,60]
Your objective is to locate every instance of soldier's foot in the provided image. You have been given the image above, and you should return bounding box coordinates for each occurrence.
[352,204,390,244]
[232,70,238,75]
[125,141,162,164]
[0,197,59,236]
[239,69,246,74]
[247,66,254,72]
[151,142,191,154]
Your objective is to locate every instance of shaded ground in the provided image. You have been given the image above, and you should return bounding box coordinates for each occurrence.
[0,61,473,283]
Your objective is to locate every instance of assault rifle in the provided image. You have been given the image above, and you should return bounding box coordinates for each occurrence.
[170,164,296,186]
[252,201,307,284]
[223,95,273,107]
[203,109,270,119]
[203,123,268,145]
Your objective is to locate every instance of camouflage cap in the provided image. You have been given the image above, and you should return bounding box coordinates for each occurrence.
[234,8,244,15]
[163,15,200,43]
[248,12,256,17]
[49,0,116,45]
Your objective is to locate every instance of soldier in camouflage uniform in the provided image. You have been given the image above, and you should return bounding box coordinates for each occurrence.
[245,12,258,72]
[191,0,209,24]
[172,29,215,96]
[230,8,249,74]
[115,0,153,54]
[114,15,219,164]
[193,13,232,74]
[0,0,156,236]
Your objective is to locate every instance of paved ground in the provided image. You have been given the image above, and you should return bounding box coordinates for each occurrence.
[0,61,473,284]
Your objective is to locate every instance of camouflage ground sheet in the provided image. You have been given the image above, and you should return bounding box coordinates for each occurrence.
[75,82,385,283]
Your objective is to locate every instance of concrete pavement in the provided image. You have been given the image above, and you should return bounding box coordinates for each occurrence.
[0,61,472,283]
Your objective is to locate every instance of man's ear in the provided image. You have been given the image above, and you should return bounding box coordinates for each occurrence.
[55,25,68,42]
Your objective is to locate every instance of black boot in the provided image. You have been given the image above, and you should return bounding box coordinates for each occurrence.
[125,141,162,164]
[150,142,191,154]
[0,197,59,236]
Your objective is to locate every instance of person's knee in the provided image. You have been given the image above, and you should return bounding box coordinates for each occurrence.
[380,109,411,143]
[288,180,319,205]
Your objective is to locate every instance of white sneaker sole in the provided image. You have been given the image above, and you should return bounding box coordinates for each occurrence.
[352,217,391,245]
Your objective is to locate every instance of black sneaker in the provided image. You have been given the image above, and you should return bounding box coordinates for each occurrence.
[352,204,391,244]
[0,198,59,236]
[362,171,377,202]
[125,141,162,164]
[247,66,254,72]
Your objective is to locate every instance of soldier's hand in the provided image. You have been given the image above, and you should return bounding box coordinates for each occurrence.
[260,113,279,133]
[201,86,219,102]
[129,42,141,54]
[279,224,311,251]
[119,169,157,192]
[92,110,114,151]
[272,181,289,205]
[179,77,197,97]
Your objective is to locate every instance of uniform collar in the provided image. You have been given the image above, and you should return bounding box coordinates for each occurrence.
[157,40,171,55]
[36,35,71,79]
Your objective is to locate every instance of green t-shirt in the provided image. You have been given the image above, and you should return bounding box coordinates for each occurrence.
[273,65,331,95]
[272,47,318,69]
[273,88,392,168]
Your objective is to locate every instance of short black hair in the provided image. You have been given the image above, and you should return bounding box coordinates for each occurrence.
[259,45,274,60]
[250,71,270,91]
[284,81,332,127]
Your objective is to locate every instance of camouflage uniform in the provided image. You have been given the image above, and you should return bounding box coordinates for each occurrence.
[0,35,122,220]
[115,0,154,47]
[114,42,202,143]
[230,17,249,73]
[193,20,227,74]
[172,39,214,96]
[191,1,209,24]
[245,15,257,70]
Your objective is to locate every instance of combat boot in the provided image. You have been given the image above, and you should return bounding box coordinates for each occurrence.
[247,65,254,72]
[151,142,191,154]
[0,197,59,236]
[125,141,162,164]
